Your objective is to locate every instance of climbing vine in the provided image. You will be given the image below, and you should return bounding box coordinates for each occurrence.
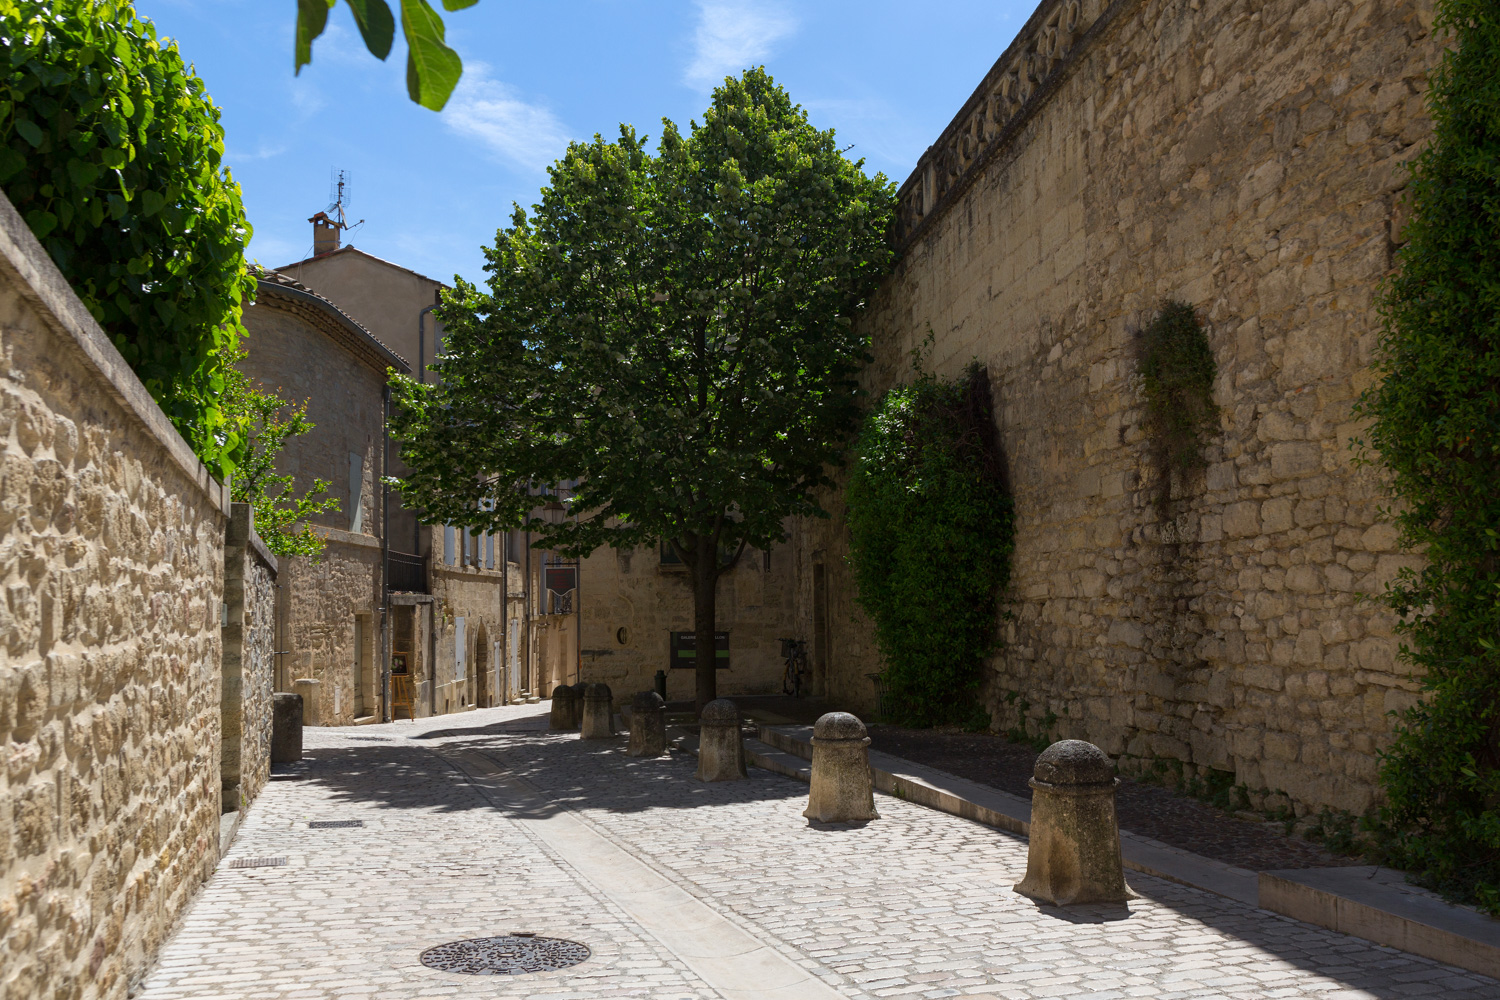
[1354,0,1500,916]
[1138,300,1219,492]
[845,361,1015,727]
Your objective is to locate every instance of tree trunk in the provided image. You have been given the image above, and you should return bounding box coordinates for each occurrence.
[694,534,719,714]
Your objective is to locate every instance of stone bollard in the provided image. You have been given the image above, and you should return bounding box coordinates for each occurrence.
[627,691,667,757]
[569,681,588,728]
[803,712,879,822]
[580,682,615,739]
[271,693,303,763]
[549,684,578,731]
[1014,740,1136,906]
[695,699,746,781]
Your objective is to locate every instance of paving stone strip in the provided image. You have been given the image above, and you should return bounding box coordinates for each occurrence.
[134,704,1499,999]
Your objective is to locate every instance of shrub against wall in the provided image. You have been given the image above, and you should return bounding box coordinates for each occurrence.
[845,362,1014,727]
[0,0,254,474]
[1356,0,1500,914]
[1138,299,1218,499]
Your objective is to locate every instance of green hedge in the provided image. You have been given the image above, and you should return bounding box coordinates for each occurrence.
[845,363,1014,727]
[0,0,254,474]
[1357,0,1500,914]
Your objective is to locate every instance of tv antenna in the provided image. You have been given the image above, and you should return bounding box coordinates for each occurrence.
[324,168,365,236]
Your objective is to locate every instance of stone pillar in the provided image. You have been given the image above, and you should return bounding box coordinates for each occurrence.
[628,691,667,758]
[580,682,614,739]
[271,693,303,763]
[569,681,587,728]
[695,699,746,781]
[549,684,577,731]
[803,712,879,822]
[292,677,320,727]
[1014,740,1136,906]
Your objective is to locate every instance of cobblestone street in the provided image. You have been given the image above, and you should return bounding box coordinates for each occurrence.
[137,705,1500,1000]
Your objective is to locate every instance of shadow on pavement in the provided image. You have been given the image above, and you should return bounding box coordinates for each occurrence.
[281,717,1497,999]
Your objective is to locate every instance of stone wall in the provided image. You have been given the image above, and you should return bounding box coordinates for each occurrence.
[579,540,796,703]
[802,0,1441,818]
[0,194,229,997]
[221,503,277,814]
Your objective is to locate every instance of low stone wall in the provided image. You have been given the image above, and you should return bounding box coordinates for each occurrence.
[222,503,277,813]
[0,192,229,997]
[800,0,1442,820]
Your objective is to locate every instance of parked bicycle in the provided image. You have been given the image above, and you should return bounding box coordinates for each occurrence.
[779,638,810,697]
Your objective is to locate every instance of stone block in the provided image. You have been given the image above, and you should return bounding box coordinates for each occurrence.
[1225,501,1261,537]
[271,694,303,763]
[1270,442,1324,480]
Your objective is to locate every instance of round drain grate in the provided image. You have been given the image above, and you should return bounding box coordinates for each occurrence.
[420,935,590,975]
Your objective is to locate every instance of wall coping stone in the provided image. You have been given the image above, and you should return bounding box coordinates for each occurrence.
[228,502,278,575]
[0,188,230,515]
[895,0,1143,248]
[307,523,382,551]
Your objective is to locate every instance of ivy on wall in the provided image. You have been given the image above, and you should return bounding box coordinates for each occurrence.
[845,361,1015,727]
[1355,0,1500,915]
[1138,300,1219,498]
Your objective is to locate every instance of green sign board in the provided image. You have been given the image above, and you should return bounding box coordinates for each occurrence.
[669,630,729,670]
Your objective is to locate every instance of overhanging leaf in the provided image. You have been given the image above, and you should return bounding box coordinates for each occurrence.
[344,0,395,60]
[441,0,479,8]
[400,0,462,111]
[295,0,336,74]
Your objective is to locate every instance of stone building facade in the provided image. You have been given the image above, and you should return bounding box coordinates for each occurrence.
[798,0,1440,819]
[241,271,409,726]
[278,239,526,719]
[0,192,275,999]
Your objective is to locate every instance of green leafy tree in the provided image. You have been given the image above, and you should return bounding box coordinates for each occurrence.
[222,360,341,558]
[845,362,1015,727]
[1355,0,1500,913]
[295,0,478,111]
[390,69,896,710]
[0,0,255,475]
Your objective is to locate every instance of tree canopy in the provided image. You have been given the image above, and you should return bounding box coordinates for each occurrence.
[390,68,896,708]
[0,0,255,475]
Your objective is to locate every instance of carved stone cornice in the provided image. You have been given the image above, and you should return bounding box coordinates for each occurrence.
[895,0,1143,248]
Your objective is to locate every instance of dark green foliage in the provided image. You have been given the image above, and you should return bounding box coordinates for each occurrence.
[389,69,895,708]
[1354,0,1500,916]
[0,0,254,475]
[845,363,1015,727]
[1139,300,1218,480]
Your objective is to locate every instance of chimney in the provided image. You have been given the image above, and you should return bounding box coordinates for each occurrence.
[309,211,340,255]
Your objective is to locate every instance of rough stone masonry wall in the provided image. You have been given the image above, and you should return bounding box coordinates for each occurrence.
[0,193,228,999]
[804,0,1441,819]
[222,503,277,814]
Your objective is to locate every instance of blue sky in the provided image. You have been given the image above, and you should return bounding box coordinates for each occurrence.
[136,0,1036,285]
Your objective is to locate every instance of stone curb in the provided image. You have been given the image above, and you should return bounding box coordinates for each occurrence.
[755,723,1500,981]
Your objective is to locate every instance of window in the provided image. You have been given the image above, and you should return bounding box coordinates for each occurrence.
[348,453,364,533]
[444,525,456,566]
[486,533,495,569]
[462,527,472,566]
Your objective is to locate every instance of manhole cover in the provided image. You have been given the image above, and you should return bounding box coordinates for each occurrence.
[227,857,286,869]
[308,820,364,829]
[420,935,590,975]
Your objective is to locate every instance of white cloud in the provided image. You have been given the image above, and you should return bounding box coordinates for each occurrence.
[684,0,798,90]
[443,64,571,173]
